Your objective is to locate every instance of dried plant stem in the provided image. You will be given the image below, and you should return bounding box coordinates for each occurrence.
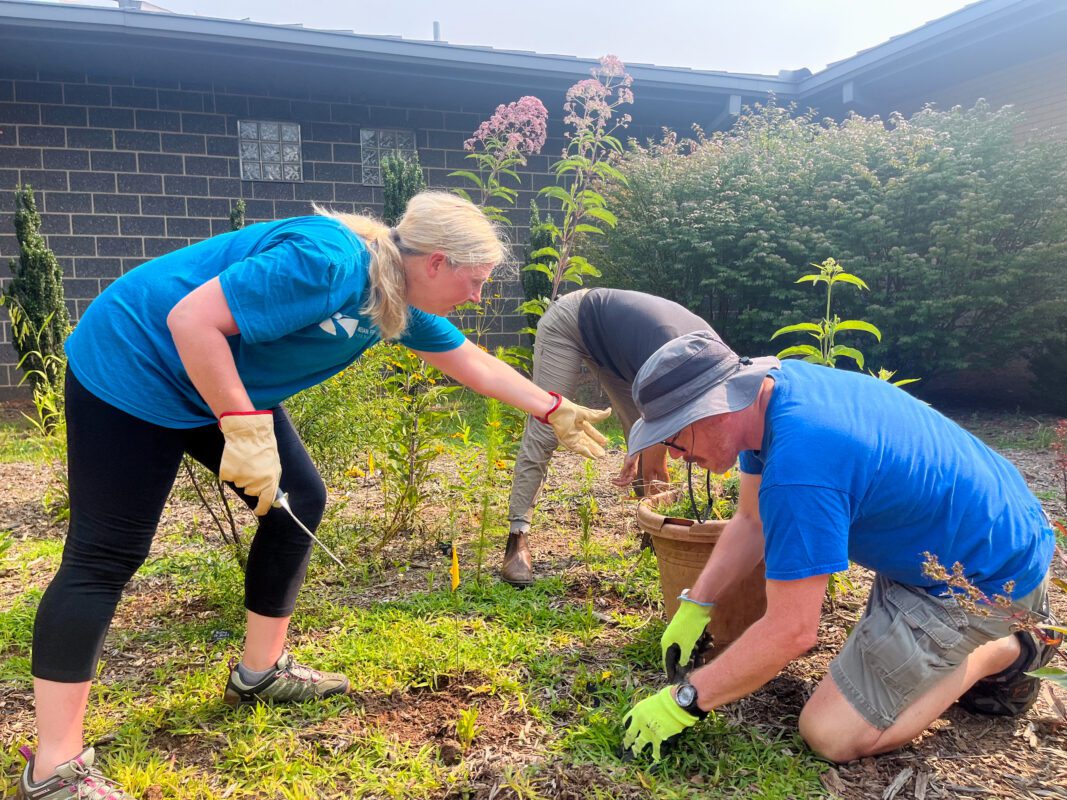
[182,458,246,570]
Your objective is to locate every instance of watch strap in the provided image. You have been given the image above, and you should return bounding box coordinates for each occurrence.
[675,682,708,719]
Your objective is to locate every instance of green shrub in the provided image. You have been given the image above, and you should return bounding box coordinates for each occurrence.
[5,185,70,393]
[382,152,427,226]
[594,102,1067,400]
[229,198,246,231]
[286,345,395,485]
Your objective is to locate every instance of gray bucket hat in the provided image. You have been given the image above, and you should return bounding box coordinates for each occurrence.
[627,330,780,455]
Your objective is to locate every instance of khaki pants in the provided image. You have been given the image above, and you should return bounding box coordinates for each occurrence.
[507,290,640,532]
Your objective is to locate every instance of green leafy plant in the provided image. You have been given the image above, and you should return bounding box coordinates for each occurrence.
[286,348,398,486]
[375,344,459,550]
[472,395,508,582]
[528,55,633,303]
[382,152,427,226]
[455,705,482,751]
[520,201,555,332]
[5,185,69,395]
[658,470,740,521]
[229,199,246,231]
[444,384,523,585]
[771,258,881,370]
[576,459,600,563]
[3,300,64,437]
[0,299,69,519]
[449,98,547,355]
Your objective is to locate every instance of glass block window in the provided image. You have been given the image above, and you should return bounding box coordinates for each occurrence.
[239,120,303,182]
[360,128,417,185]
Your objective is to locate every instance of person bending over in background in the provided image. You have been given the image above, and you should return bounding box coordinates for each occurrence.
[502,288,717,586]
[620,330,1061,763]
[19,192,609,800]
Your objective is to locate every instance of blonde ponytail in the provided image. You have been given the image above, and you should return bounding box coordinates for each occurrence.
[313,205,409,339]
[316,191,508,340]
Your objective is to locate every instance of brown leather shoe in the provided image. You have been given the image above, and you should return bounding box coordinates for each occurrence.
[501,532,534,586]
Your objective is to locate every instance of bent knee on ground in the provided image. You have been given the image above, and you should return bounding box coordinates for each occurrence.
[799,682,883,763]
[799,718,880,763]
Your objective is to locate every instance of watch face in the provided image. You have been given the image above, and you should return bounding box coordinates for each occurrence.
[676,684,697,707]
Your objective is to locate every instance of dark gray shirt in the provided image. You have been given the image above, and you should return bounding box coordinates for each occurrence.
[577,288,714,382]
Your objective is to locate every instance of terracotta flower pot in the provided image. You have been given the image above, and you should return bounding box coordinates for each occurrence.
[637,489,767,657]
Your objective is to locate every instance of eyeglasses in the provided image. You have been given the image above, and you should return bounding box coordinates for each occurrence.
[659,426,712,523]
[660,425,690,453]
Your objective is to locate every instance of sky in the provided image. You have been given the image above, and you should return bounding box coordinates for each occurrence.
[137,0,976,76]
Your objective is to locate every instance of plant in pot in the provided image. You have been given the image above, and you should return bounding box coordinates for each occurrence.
[637,467,767,662]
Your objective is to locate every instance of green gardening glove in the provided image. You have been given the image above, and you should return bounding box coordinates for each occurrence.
[662,593,713,682]
[622,686,700,762]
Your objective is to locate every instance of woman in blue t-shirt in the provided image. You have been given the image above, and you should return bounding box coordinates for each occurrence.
[19,192,610,799]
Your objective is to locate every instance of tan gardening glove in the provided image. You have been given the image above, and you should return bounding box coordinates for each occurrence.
[218,411,281,516]
[537,393,611,459]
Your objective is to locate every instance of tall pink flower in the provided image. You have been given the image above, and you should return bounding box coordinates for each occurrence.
[562,56,634,142]
[464,95,548,159]
[598,54,626,78]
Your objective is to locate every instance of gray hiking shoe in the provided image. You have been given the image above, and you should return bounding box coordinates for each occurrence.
[16,746,135,800]
[223,651,350,706]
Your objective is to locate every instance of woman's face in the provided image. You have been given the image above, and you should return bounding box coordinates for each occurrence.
[441,262,495,314]
[407,252,496,316]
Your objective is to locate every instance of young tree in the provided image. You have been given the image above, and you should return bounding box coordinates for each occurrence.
[5,185,69,392]
[229,198,246,231]
[382,152,427,226]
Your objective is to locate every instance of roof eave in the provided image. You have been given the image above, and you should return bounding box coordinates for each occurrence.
[0,0,793,95]
[797,0,1051,97]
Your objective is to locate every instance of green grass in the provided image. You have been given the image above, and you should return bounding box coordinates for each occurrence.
[958,411,1059,451]
[0,392,828,799]
[0,420,61,463]
[0,530,829,799]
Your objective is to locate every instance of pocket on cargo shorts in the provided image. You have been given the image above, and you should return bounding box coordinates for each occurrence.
[861,580,967,699]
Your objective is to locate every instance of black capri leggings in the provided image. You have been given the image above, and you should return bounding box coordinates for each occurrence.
[32,369,327,683]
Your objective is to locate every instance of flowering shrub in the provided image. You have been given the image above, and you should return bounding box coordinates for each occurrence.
[451,95,547,225]
[593,102,1067,399]
[526,55,634,305]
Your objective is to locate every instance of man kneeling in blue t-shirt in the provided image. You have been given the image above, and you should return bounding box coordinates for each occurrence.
[619,330,1062,763]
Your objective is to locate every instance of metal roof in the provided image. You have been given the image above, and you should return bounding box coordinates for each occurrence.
[0,0,794,95]
[1,0,1063,120]
[799,0,1059,94]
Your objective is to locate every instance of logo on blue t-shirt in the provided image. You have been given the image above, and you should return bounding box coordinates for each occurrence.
[318,313,374,339]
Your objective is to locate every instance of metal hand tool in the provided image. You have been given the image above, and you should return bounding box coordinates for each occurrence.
[272,489,349,572]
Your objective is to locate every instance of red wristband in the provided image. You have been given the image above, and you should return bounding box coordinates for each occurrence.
[534,392,563,425]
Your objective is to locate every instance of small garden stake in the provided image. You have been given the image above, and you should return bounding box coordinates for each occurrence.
[451,539,461,675]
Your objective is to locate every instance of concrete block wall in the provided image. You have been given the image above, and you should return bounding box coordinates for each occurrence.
[0,66,641,389]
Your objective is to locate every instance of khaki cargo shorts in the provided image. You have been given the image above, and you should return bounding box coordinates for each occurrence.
[830,573,1050,730]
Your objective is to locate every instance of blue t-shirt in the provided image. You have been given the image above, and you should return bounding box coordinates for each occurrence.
[738,361,1053,598]
[65,216,465,427]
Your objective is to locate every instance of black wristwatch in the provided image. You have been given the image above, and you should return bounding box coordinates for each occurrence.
[674,682,708,719]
